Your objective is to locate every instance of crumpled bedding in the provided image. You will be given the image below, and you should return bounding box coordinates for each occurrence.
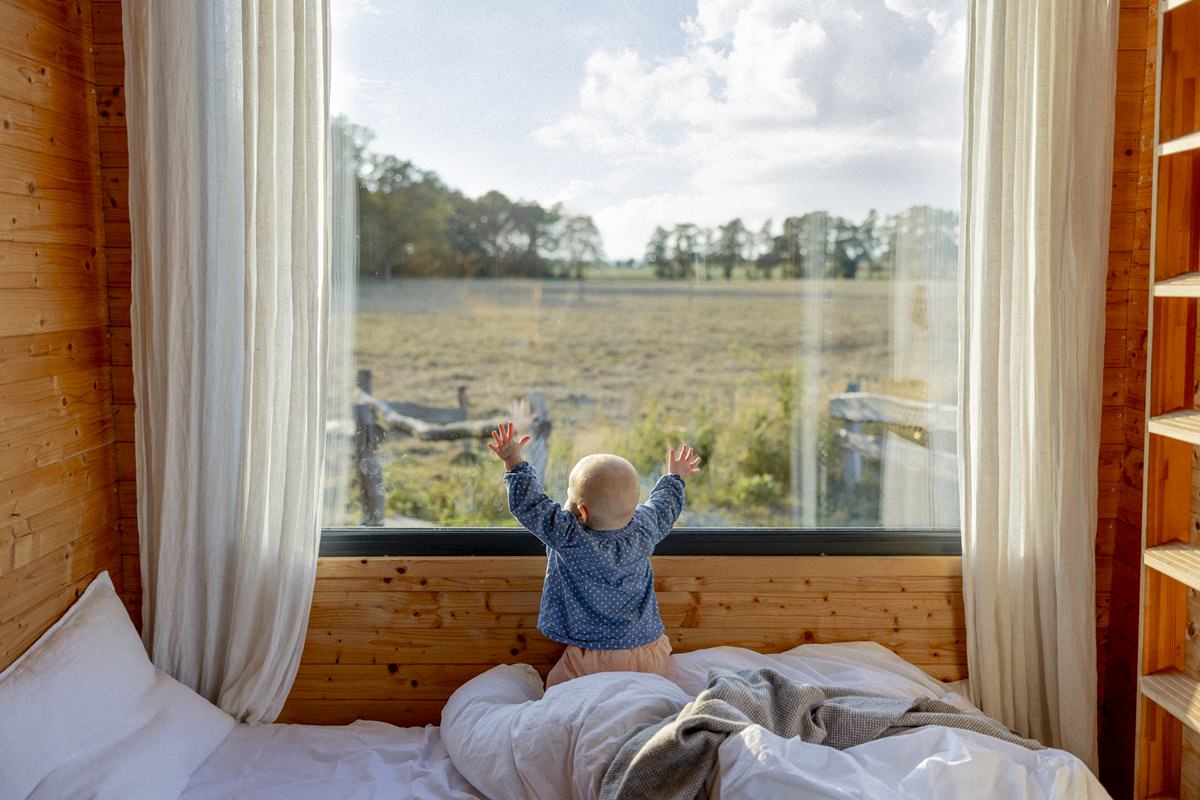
[600,667,1045,800]
[441,642,1111,800]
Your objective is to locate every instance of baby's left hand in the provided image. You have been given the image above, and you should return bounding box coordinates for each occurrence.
[667,443,702,478]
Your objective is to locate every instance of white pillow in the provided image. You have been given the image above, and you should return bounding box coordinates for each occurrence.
[0,571,235,800]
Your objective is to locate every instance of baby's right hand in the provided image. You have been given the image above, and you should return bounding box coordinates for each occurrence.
[667,443,702,478]
[488,422,531,470]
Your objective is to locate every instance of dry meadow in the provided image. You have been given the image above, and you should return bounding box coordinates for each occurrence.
[333,277,951,528]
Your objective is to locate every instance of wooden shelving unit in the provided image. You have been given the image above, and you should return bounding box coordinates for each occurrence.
[1136,1,1200,796]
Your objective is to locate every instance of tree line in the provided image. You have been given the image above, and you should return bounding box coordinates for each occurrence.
[339,118,602,280]
[337,118,958,282]
[645,207,958,281]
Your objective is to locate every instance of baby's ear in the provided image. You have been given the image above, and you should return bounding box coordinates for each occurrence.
[565,501,588,523]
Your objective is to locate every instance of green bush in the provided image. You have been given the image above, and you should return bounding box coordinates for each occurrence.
[380,449,512,527]
[728,472,784,507]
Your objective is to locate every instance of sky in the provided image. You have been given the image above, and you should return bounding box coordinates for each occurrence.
[331,0,966,260]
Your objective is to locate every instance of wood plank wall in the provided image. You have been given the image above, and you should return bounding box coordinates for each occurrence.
[0,0,131,669]
[279,555,966,726]
[90,0,137,624]
[1098,1,1158,797]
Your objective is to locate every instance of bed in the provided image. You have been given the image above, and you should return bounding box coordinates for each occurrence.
[0,572,1108,799]
[439,643,1108,800]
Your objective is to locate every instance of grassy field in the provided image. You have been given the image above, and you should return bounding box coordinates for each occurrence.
[329,277,953,528]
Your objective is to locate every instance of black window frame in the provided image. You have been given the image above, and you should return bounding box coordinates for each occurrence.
[324,4,968,563]
[319,527,962,557]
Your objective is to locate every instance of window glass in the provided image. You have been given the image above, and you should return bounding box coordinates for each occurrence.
[325,0,965,530]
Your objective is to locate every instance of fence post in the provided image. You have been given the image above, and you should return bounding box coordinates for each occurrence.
[354,368,385,526]
[457,385,472,458]
[524,389,552,479]
[841,380,863,489]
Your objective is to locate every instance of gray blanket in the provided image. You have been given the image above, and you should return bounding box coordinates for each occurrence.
[599,668,1043,800]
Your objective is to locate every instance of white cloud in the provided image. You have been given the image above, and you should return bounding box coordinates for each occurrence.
[334,0,383,20]
[536,0,965,258]
[534,47,724,158]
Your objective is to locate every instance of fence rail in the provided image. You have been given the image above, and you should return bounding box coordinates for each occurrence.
[828,387,956,489]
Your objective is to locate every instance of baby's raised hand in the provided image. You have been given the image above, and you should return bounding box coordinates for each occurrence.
[667,443,702,478]
[488,422,531,470]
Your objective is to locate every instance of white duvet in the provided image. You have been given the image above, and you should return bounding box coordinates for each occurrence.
[441,642,1110,800]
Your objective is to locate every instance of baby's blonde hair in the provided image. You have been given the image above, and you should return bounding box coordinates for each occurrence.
[567,454,640,531]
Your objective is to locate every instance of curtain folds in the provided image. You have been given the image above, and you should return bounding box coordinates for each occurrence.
[958,0,1118,767]
[123,0,329,723]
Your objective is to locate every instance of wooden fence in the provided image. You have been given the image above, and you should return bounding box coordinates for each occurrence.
[351,369,551,525]
[828,386,957,486]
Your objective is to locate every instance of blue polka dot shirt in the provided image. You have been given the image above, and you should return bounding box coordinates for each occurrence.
[503,461,686,651]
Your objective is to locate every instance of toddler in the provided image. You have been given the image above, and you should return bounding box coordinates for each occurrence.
[488,422,702,687]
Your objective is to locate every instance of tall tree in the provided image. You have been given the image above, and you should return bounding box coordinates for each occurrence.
[780,217,802,278]
[473,190,515,276]
[669,223,701,279]
[508,201,561,277]
[756,218,778,279]
[646,227,671,278]
[359,155,455,280]
[700,227,717,280]
[796,211,834,278]
[716,218,748,280]
[555,214,605,280]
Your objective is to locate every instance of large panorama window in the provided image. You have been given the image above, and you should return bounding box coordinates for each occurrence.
[323,0,964,546]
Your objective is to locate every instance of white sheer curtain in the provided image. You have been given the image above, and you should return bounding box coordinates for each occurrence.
[123,0,329,722]
[959,0,1117,767]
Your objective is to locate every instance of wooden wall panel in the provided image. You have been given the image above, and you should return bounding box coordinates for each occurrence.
[90,0,138,621]
[1099,1,1158,797]
[0,0,127,669]
[279,556,967,727]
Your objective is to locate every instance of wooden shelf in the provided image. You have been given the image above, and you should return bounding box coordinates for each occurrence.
[1146,543,1200,590]
[1153,273,1200,297]
[1163,0,1196,12]
[1143,670,1200,735]
[1148,410,1200,445]
[1160,131,1200,158]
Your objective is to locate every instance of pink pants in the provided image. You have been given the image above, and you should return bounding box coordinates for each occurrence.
[545,634,673,688]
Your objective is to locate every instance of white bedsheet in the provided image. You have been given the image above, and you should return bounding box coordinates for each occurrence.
[180,720,484,800]
[441,642,1110,800]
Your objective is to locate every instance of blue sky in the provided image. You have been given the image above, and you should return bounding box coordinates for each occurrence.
[332,0,965,259]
